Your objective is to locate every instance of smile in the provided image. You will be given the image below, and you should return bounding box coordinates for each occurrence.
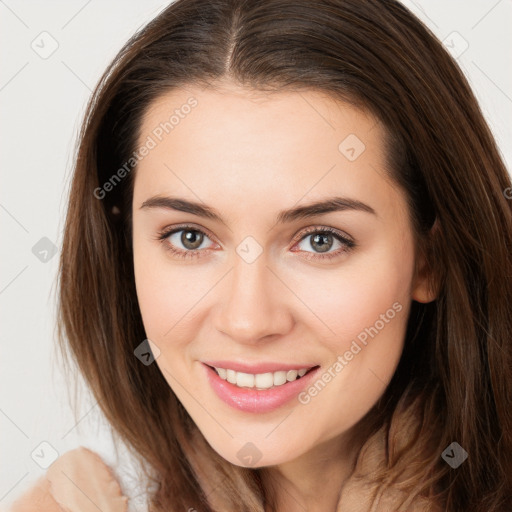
[212,366,311,389]
[202,362,321,413]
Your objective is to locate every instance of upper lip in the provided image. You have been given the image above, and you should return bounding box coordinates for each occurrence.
[202,360,319,374]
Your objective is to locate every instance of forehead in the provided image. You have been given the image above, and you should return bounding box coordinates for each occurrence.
[138,82,380,157]
[133,83,403,223]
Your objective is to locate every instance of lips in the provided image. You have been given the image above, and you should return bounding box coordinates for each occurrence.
[203,362,321,413]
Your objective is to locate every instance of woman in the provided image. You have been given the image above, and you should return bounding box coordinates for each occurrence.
[10,0,512,510]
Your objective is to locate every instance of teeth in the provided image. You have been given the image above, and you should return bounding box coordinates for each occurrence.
[226,369,237,384]
[214,367,311,389]
[255,372,274,389]
[236,372,254,388]
[273,371,287,386]
[286,370,298,381]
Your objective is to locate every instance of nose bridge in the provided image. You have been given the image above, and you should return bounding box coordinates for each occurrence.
[214,249,292,343]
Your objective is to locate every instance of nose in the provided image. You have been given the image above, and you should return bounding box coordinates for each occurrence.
[213,254,294,345]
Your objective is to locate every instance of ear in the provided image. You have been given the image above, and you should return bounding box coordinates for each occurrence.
[411,218,440,304]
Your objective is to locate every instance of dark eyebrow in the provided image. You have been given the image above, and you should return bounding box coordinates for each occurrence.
[139,195,377,223]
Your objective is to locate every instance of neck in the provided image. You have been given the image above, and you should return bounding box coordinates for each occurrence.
[261,423,367,512]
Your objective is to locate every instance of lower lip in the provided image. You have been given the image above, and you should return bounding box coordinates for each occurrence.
[203,363,320,413]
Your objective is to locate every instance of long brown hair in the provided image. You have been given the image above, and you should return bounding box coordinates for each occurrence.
[56,0,512,510]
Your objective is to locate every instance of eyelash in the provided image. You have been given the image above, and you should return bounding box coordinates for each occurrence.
[155,224,356,261]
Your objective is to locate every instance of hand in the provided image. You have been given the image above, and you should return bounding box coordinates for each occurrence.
[46,447,128,512]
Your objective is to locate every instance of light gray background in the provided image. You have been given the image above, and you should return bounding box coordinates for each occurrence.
[1,0,511,509]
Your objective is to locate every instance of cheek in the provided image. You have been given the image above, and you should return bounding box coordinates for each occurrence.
[287,249,413,437]
[285,241,415,349]
[133,239,216,350]
[133,237,182,341]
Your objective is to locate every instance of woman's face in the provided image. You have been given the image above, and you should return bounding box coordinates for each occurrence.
[131,81,431,468]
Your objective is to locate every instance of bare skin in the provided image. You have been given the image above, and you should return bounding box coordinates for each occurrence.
[131,80,435,512]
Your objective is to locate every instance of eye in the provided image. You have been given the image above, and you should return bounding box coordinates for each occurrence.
[291,226,356,261]
[156,224,217,260]
[155,224,356,261]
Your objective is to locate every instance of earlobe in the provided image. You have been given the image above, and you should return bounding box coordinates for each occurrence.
[411,218,440,304]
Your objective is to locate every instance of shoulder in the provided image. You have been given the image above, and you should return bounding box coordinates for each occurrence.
[8,446,128,512]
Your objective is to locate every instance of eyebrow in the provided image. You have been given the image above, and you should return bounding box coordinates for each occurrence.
[139,195,377,223]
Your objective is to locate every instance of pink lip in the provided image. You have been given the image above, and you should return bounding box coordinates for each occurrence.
[202,360,316,373]
[203,363,320,413]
